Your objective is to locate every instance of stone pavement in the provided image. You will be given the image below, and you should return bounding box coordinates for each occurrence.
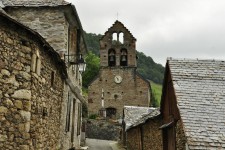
[109,141,126,150]
[81,139,126,150]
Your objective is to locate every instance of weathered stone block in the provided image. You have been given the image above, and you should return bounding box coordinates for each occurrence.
[24,101,31,111]
[7,37,13,44]
[1,69,10,77]
[0,59,5,70]
[19,110,31,122]
[19,145,29,150]
[22,132,30,140]
[0,115,6,121]
[18,123,25,132]
[15,100,23,109]
[6,75,17,85]
[0,134,8,142]
[25,122,30,132]
[0,106,8,114]
[3,99,14,107]
[19,71,31,81]
[9,127,15,132]
[21,45,32,53]
[12,90,31,100]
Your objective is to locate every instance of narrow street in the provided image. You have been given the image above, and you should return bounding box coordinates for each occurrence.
[86,138,115,150]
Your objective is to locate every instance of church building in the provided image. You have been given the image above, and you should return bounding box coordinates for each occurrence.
[88,21,151,119]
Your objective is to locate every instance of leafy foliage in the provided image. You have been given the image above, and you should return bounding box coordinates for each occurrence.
[137,52,164,84]
[83,31,102,56]
[82,51,100,88]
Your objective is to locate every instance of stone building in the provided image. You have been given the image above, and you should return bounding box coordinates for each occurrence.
[88,21,150,118]
[1,0,87,149]
[0,9,67,149]
[161,58,225,149]
[122,106,162,150]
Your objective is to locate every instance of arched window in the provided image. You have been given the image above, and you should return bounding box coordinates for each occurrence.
[120,49,128,66]
[108,49,116,66]
[112,32,117,44]
[119,32,124,44]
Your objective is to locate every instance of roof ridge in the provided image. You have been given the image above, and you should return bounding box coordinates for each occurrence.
[167,57,225,62]
[1,0,70,7]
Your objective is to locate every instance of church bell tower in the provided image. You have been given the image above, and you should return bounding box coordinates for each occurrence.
[99,20,137,68]
[88,21,150,119]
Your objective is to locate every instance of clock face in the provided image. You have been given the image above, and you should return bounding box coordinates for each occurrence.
[114,75,122,83]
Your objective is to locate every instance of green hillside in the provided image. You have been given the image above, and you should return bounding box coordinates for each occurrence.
[150,81,162,107]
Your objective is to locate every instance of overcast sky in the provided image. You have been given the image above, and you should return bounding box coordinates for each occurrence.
[66,0,225,66]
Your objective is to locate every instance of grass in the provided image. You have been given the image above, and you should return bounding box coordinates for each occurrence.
[150,81,162,107]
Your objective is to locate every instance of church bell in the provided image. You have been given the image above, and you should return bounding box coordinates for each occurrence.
[121,55,127,61]
[109,55,115,62]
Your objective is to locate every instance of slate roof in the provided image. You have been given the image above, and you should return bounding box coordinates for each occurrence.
[124,106,159,131]
[168,58,225,149]
[1,0,69,7]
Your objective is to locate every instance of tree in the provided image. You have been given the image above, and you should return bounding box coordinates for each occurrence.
[82,51,100,88]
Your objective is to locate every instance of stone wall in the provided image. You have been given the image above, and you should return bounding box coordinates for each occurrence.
[126,127,141,150]
[88,68,150,118]
[86,119,121,140]
[4,6,86,149]
[0,15,64,150]
[126,117,162,150]
[142,117,162,150]
[30,41,64,149]
[176,119,186,150]
[5,7,68,54]
[60,85,83,150]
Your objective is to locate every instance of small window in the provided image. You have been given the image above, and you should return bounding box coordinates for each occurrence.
[77,103,82,135]
[88,98,93,103]
[51,71,55,87]
[65,92,71,132]
[31,54,37,72]
[36,58,41,75]
[119,32,124,44]
[31,50,41,76]
[112,32,117,41]
[106,107,117,118]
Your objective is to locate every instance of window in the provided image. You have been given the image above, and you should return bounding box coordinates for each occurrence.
[119,32,124,44]
[31,50,41,75]
[51,71,55,87]
[65,92,71,132]
[77,103,82,135]
[71,98,76,143]
[106,107,117,118]
[112,32,117,41]
[88,98,93,103]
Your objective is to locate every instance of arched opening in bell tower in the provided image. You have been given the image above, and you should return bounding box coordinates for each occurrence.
[120,48,128,66]
[108,49,116,66]
[119,32,124,44]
